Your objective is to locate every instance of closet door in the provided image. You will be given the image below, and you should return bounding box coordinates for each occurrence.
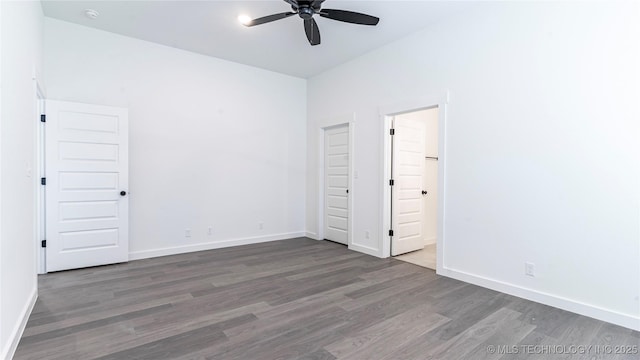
[391,117,425,255]
[46,100,129,272]
[324,124,349,245]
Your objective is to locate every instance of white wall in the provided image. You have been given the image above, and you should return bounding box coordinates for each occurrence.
[0,1,44,358]
[306,2,640,329]
[44,18,307,260]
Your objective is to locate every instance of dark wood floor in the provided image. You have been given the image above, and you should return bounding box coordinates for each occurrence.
[15,238,638,360]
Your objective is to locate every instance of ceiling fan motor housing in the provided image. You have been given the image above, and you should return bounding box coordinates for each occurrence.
[298,6,314,20]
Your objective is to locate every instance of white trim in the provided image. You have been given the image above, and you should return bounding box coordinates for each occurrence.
[349,242,381,258]
[347,121,355,249]
[128,232,306,261]
[380,115,392,259]
[2,288,37,360]
[440,266,640,331]
[436,102,448,273]
[34,80,46,275]
[378,92,449,265]
[305,231,319,239]
[317,128,324,240]
[424,237,437,246]
[0,3,2,353]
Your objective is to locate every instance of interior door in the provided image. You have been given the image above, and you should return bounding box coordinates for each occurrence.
[391,116,426,256]
[45,100,129,272]
[324,124,349,245]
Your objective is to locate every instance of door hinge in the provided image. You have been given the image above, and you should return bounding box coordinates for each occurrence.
[389,179,394,186]
[40,114,46,123]
[390,128,395,135]
[388,229,394,237]
[41,177,46,186]
[41,240,46,248]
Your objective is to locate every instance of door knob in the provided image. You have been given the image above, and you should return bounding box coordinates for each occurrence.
[120,191,127,196]
[421,190,428,195]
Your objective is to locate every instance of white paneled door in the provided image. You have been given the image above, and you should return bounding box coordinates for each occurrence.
[324,125,349,245]
[391,117,426,256]
[45,100,129,272]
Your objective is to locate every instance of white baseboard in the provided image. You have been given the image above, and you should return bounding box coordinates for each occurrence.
[440,266,640,331]
[305,232,319,240]
[128,232,306,261]
[2,287,37,360]
[349,242,382,258]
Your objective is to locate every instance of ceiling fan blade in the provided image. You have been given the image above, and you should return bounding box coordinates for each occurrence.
[304,18,321,46]
[245,12,296,27]
[319,9,379,26]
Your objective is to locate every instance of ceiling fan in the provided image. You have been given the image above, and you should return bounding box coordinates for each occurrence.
[242,0,380,46]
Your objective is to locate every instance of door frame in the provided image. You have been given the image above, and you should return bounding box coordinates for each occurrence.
[317,113,355,248]
[379,92,448,274]
[34,79,46,274]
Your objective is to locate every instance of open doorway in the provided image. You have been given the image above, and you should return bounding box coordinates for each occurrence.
[390,107,439,269]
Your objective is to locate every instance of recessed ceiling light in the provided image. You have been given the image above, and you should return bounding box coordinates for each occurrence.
[238,15,252,26]
[84,9,99,20]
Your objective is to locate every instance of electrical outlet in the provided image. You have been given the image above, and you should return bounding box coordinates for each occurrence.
[207,227,213,236]
[525,262,535,277]
[259,222,264,230]
[365,231,370,239]
[185,228,191,237]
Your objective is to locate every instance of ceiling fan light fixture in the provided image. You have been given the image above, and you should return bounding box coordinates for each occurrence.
[238,14,253,26]
[298,7,314,20]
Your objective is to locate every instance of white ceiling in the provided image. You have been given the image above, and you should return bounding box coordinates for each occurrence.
[41,1,476,78]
